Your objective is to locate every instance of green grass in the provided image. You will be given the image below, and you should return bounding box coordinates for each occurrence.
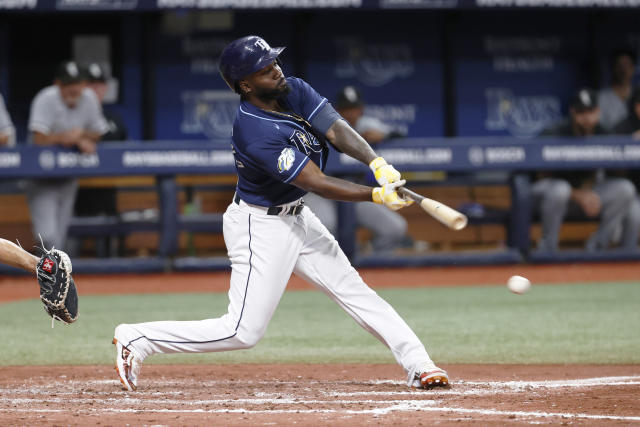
[0,282,638,366]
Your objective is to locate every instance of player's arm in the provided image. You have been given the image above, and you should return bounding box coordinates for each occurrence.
[292,160,371,202]
[325,119,377,164]
[325,119,401,185]
[292,161,412,210]
[31,129,84,147]
[0,238,38,273]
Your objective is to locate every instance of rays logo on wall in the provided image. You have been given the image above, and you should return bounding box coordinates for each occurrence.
[334,37,415,87]
[289,129,322,155]
[485,88,561,138]
[181,90,240,140]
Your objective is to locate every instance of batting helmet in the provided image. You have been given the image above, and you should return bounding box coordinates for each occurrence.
[218,35,285,93]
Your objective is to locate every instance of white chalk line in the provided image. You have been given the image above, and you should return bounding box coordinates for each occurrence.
[3,405,640,421]
[0,397,438,407]
[9,375,640,389]
[1,375,639,422]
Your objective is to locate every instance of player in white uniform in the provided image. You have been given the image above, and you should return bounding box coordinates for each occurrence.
[113,36,448,391]
[26,61,109,250]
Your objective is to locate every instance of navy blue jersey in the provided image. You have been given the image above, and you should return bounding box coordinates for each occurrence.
[231,77,341,206]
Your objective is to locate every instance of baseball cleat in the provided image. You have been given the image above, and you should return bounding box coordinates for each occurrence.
[113,338,140,391]
[419,369,449,389]
[408,364,449,389]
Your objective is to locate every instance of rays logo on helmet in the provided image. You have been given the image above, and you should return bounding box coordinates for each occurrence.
[277,148,295,173]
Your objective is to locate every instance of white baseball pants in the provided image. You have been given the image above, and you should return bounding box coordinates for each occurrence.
[116,198,432,374]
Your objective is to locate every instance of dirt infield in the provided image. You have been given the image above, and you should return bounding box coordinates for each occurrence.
[2,263,639,425]
[0,364,638,426]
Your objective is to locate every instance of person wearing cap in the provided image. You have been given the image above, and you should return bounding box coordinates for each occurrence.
[334,86,405,144]
[305,86,412,253]
[83,62,127,141]
[532,88,639,252]
[25,60,109,250]
[0,92,15,147]
[598,48,637,132]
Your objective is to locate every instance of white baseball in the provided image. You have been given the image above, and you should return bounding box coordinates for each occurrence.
[507,275,531,294]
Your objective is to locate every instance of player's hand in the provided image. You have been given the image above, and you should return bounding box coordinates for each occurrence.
[573,189,601,218]
[61,128,85,146]
[76,138,97,154]
[369,157,401,185]
[372,180,414,211]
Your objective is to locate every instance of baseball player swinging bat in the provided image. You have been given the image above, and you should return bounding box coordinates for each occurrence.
[398,187,468,231]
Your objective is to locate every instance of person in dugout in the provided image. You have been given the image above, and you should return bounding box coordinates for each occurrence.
[532,88,640,252]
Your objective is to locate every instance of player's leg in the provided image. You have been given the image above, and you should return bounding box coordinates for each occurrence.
[57,179,78,251]
[587,177,635,251]
[355,202,407,252]
[114,203,304,362]
[621,196,640,250]
[531,178,571,251]
[293,207,443,387]
[0,238,39,272]
[26,181,62,249]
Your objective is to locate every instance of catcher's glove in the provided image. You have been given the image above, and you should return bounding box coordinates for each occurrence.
[36,248,78,325]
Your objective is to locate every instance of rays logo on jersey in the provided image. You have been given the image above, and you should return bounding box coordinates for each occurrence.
[277,147,295,173]
[290,130,322,155]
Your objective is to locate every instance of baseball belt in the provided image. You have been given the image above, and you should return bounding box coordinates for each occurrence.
[234,194,304,216]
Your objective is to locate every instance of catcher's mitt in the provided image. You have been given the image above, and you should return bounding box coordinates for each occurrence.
[36,248,78,325]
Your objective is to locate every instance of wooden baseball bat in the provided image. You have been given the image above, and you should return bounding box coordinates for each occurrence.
[398,187,468,231]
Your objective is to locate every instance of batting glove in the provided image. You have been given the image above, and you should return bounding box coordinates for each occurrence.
[369,157,402,186]
[372,180,414,211]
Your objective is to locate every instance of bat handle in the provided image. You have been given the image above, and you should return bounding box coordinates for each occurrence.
[397,187,423,202]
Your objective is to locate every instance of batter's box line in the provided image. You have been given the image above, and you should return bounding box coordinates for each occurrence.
[4,405,640,422]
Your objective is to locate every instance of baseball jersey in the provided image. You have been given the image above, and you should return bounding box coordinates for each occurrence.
[0,93,15,146]
[232,77,341,206]
[28,85,109,141]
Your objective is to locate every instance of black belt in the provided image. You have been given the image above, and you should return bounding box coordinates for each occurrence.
[234,193,304,216]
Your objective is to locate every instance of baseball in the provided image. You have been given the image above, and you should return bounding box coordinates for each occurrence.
[507,275,531,294]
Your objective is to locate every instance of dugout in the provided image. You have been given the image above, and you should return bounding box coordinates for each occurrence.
[1,2,639,272]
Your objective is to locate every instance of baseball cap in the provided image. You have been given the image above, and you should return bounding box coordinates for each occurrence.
[55,61,84,85]
[335,86,364,109]
[84,62,107,83]
[570,89,598,112]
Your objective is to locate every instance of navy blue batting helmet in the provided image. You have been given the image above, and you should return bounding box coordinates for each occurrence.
[218,35,285,93]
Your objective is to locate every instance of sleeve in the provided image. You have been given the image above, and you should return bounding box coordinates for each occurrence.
[0,95,14,132]
[0,94,12,129]
[28,91,54,134]
[310,102,342,135]
[287,78,337,131]
[0,95,15,147]
[83,90,109,135]
[245,137,310,184]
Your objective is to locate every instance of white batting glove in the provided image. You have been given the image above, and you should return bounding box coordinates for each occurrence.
[372,180,414,211]
[369,157,401,186]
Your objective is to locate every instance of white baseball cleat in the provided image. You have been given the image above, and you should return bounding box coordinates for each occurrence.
[113,337,141,391]
[408,363,449,389]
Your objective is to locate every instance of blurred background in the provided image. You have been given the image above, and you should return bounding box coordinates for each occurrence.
[1,1,640,273]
